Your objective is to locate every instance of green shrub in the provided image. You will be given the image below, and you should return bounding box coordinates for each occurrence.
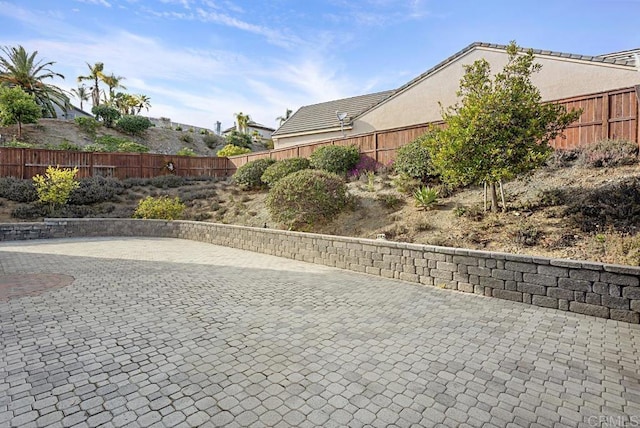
[91,105,120,128]
[179,133,194,144]
[577,139,638,168]
[3,139,33,148]
[225,130,252,148]
[413,186,439,210]
[150,175,187,188]
[117,141,149,153]
[175,125,182,131]
[232,158,276,190]
[74,116,99,137]
[57,141,82,151]
[82,144,108,152]
[261,157,310,187]
[392,173,421,194]
[266,169,348,230]
[547,148,580,169]
[11,203,45,219]
[0,177,38,202]
[32,166,80,212]
[203,133,224,149]
[94,135,129,151]
[376,193,403,210]
[217,144,251,157]
[68,176,124,205]
[116,115,153,136]
[395,135,435,181]
[309,144,360,175]
[176,147,196,156]
[133,196,185,220]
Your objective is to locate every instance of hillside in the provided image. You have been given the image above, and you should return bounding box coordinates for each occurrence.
[0,119,268,155]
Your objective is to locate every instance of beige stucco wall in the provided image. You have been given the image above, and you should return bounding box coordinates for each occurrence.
[273,129,347,149]
[359,47,640,132]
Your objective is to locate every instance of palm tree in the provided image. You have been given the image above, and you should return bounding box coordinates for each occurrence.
[234,112,250,134]
[100,73,126,103]
[0,45,69,118]
[77,62,105,109]
[71,85,90,111]
[276,108,292,126]
[133,94,151,114]
[113,92,138,115]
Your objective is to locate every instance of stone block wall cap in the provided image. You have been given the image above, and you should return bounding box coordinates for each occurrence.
[549,258,583,268]
[603,264,640,275]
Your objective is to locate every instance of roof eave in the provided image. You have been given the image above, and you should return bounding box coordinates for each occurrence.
[273,125,352,139]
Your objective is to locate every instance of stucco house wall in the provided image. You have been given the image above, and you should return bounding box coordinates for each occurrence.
[358,47,640,132]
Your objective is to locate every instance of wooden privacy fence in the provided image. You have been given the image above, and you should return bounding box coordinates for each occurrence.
[1,86,637,178]
[229,85,640,169]
[0,148,233,180]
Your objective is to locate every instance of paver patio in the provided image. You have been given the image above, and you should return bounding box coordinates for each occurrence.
[0,237,639,428]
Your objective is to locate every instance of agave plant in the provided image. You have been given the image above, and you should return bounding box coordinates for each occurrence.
[413,186,439,210]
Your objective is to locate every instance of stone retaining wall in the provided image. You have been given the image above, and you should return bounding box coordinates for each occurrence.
[2,218,639,323]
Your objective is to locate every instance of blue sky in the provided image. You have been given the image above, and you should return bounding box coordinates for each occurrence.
[1,0,639,131]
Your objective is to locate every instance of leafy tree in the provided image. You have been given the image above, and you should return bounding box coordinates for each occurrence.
[77,62,105,109]
[0,86,41,138]
[276,108,292,126]
[71,85,90,111]
[428,41,581,212]
[225,130,252,148]
[0,45,69,118]
[91,104,120,128]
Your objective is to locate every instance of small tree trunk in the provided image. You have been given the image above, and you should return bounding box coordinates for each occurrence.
[499,180,506,212]
[489,181,499,212]
[483,182,487,212]
[17,121,22,139]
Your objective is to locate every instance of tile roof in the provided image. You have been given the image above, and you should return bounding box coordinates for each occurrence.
[274,42,638,138]
[271,90,395,136]
[223,120,275,134]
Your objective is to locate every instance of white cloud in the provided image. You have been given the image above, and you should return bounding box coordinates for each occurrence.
[74,0,112,7]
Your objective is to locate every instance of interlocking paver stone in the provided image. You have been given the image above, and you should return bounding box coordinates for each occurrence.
[1,237,640,427]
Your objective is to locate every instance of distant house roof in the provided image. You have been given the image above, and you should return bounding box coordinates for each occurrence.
[223,120,275,134]
[597,48,640,66]
[271,90,395,137]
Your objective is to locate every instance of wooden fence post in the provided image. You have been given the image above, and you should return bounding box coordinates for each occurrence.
[374,132,379,163]
[20,148,25,179]
[635,85,640,146]
[602,92,610,140]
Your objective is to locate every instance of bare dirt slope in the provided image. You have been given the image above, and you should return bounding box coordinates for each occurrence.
[0,119,268,155]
